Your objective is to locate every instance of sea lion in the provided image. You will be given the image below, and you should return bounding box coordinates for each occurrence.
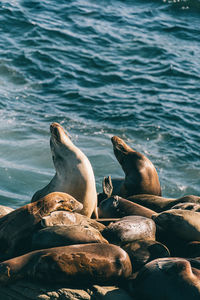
[129,257,200,300]
[98,195,155,219]
[102,216,156,245]
[155,224,187,257]
[171,202,200,212]
[31,122,98,218]
[0,244,132,285]
[0,192,82,261]
[41,210,105,232]
[184,241,200,258]
[127,194,200,212]
[31,225,108,250]
[121,239,170,272]
[152,209,200,242]
[111,136,161,198]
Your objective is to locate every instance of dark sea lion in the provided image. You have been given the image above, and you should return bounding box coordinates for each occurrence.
[32,122,98,218]
[31,225,108,250]
[129,257,200,300]
[127,194,200,212]
[102,216,156,245]
[184,241,200,258]
[0,205,14,217]
[0,192,82,261]
[156,224,187,257]
[0,244,132,285]
[98,195,155,219]
[111,136,161,198]
[41,210,105,232]
[121,239,170,272]
[153,209,200,242]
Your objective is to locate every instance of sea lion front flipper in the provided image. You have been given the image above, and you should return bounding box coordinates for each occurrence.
[103,176,113,198]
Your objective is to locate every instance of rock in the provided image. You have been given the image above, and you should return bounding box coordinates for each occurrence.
[91,285,133,299]
[0,281,133,300]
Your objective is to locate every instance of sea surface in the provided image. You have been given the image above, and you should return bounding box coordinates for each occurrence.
[0,0,199,209]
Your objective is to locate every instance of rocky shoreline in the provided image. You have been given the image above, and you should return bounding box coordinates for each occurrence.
[0,282,132,300]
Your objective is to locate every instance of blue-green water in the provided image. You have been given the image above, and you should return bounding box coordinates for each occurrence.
[0,0,199,209]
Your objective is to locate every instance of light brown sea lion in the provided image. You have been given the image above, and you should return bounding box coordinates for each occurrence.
[102,216,156,245]
[129,257,200,300]
[41,210,105,232]
[31,225,108,250]
[98,195,155,219]
[0,244,132,285]
[0,192,82,261]
[31,122,98,218]
[111,136,161,198]
[153,209,200,242]
[127,194,200,212]
[121,239,170,272]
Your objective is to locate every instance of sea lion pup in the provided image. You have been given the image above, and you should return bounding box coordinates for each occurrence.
[98,195,156,219]
[111,136,161,198]
[129,257,200,300]
[31,122,98,218]
[0,192,82,261]
[127,194,200,212]
[0,244,132,285]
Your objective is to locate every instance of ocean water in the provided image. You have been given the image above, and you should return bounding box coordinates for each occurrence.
[0,0,199,209]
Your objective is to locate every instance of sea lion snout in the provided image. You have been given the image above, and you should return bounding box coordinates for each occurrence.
[50,123,62,142]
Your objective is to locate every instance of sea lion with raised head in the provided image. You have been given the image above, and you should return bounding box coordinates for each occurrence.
[111,136,161,198]
[31,122,98,218]
[0,244,132,285]
[0,192,82,261]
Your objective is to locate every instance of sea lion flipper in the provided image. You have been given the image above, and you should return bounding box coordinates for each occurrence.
[102,176,113,198]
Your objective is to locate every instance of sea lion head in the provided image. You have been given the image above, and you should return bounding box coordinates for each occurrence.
[50,123,77,172]
[111,136,144,173]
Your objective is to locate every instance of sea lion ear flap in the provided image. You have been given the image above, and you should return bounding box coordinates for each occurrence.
[102,176,113,198]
